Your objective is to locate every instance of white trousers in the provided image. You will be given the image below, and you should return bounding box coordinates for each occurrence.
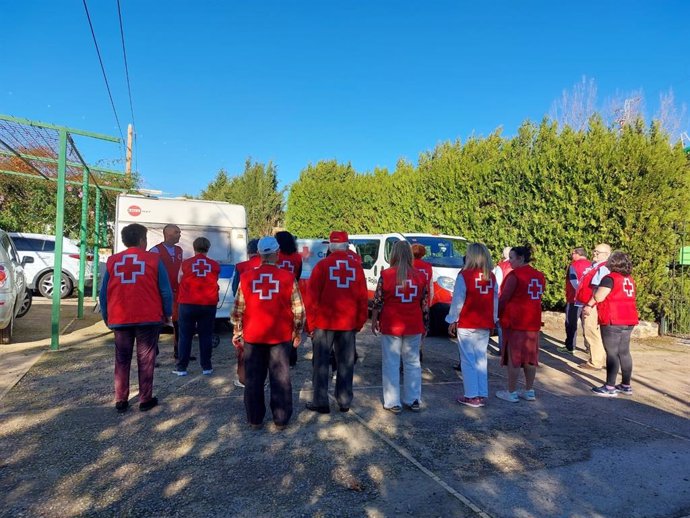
[381,334,422,408]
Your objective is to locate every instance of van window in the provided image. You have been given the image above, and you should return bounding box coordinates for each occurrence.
[351,239,379,269]
[12,237,43,252]
[41,239,55,252]
[384,237,400,263]
[404,235,467,268]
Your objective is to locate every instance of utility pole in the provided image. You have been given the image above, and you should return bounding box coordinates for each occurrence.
[125,123,133,177]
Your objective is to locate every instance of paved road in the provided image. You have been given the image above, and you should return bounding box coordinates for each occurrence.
[0,304,688,517]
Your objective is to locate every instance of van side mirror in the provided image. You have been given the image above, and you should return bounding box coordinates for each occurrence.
[21,256,34,265]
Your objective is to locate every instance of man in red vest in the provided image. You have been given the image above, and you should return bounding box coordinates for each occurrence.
[100,223,172,413]
[150,224,185,359]
[231,238,260,388]
[306,231,368,414]
[563,247,590,353]
[578,243,611,370]
[231,236,305,430]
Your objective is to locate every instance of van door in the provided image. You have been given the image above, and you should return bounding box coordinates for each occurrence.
[350,237,383,296]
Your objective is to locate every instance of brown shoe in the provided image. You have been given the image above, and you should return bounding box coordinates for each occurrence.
[579,363,602,370]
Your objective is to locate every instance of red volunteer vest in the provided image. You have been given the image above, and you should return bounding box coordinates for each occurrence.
[497,260,513,282]
[235,255,261,276]
[379,267,426,336]
[413,259,433,291]
[307,250,368,331]
[277,251,303,280]
[457,269,496,330]
[240,264,296,344]
[177,254,220,306]
[565,258,591,303]
[575,262,606,305]
[153,243,183,293]
[500,264,546,332]
[106,248,164,325]
[597,273,639,326]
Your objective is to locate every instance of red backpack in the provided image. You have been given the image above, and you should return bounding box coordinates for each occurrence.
[575,263,606,305]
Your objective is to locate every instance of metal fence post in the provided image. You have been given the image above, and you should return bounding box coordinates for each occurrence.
[77,167,90,318]
[92,188,102,302]
[50,129,67,350]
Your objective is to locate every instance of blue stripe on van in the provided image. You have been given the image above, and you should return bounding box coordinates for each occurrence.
[219,264,235,279]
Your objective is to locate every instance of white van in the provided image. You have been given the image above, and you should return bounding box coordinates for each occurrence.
[348,233,468,334]
[0,229,33,344]
[114,194,248,321]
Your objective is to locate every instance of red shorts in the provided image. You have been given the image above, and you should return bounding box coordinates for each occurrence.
[501,328,540,367]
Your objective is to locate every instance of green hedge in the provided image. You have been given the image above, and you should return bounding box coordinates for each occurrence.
[286,118,690,320]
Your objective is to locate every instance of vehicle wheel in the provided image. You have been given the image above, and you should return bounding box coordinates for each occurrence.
[0,313,14,345]
[37,271,74,299]
[16,289,32,318]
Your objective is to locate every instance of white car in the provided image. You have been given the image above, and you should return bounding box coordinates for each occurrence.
[1,229,33,344]
[10,232,93,299]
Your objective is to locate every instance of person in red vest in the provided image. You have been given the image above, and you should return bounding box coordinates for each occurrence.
[583,251,639,397]
[275,230,303,367]
[489,246,513,357]
[411,243,433,363]
[231,238,260,388]
[231,236,305,430]
[305,231,368,414]
[150,224,185,359]
[371,241,429,414]
[496,244,546,403]
[577,243,611,370]
[100,223,172,413]
[446,243,498,408]
[563,247,590,353]
[172,237,220,377]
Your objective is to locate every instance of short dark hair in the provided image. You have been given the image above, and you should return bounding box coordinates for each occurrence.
[572,247,587,257]
[121,224,147,247]
[607,251,633,276]
[275,231,297,254]
[193,237,211,253]
[511,244,533,263]
[247,238,259,255]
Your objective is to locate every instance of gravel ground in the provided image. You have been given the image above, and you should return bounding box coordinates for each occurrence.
[0,320,688,518]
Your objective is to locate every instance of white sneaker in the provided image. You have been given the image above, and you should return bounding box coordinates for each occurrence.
[233,379,245,388]
[496,390,519,403]
[171,370,188,377]
[518,389,536,401]
[202,369,213,375]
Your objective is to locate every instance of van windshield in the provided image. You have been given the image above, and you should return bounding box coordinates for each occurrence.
[404,235,467,268]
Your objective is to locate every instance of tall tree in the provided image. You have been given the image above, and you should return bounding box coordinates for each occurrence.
[201,159,284,237]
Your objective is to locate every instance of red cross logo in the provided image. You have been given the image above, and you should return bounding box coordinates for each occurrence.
[252,273,279,300]
[329,259,356,288]
[418,268,430,283]
[300,246,312,260]
[278,260,295,273]
[475,273,493,295]
[527,278,543,300]
[192,258,212,277]
[623,278,634,297]
[114,254,146,284]
[395,279,418,303]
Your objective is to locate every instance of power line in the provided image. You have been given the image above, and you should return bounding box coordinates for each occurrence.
[116,0,136,129]
[82,0,125,143]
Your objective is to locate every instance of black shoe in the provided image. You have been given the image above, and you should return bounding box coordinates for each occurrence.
[115,400,129,414]
[139,397,158,411]
[305,402,330,414]
[339,406,350,412]
[249,423,263,430]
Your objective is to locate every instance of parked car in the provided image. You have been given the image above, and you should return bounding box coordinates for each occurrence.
[9,232,93,299]
[0,229,33,344]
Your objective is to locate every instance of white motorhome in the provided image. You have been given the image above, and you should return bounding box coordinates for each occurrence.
[114,194,248,321]
[348,233,468,334]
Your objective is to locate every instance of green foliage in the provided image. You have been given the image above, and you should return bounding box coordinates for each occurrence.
[285,118,690,320]
[200,159,284,238]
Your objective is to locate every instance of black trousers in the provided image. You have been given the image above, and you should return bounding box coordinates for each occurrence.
[601,325,634,386]
[243,341,293,426]
[177,303,216,371]
[312,329,356,409]
[564,303,582,351]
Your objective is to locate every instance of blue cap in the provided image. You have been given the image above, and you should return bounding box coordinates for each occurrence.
[257,236,280,254]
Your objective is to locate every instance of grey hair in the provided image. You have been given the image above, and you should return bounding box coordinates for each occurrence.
[329,242,349,252]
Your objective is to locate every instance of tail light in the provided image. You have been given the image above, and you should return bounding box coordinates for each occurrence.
[68,253,94,261]
[0,264,7,288]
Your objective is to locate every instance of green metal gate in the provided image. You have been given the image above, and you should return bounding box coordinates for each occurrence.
[665,222,690,338]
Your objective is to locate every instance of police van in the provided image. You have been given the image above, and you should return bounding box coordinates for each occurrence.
[114,194,248,322]
[348,233,468,334]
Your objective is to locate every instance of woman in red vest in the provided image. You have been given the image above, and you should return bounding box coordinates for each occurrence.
[446,243,497,408]
[583,251,639,397]
[172,237,220,377]
[371,241,428,414]
[276,231,303,367]
[497,245,546,403]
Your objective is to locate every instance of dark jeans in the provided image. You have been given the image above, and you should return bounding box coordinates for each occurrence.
[236,345,245,384]
[564,303,582,351]
[113,325,159,404]
[244,341,293,426]
[312,329,356,409]
[601,324,634,386]
[177,304,216,371]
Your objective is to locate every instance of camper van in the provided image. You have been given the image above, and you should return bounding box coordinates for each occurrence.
[348,233,468,334]
[114,194,248,321]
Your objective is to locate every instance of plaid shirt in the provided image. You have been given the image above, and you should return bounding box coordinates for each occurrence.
[231,279,305,338]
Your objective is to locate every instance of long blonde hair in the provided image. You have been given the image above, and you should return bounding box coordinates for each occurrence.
[390,241,414,284]
[463,243,494,279]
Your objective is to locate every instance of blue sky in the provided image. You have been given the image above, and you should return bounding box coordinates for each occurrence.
[2,1,688,196]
